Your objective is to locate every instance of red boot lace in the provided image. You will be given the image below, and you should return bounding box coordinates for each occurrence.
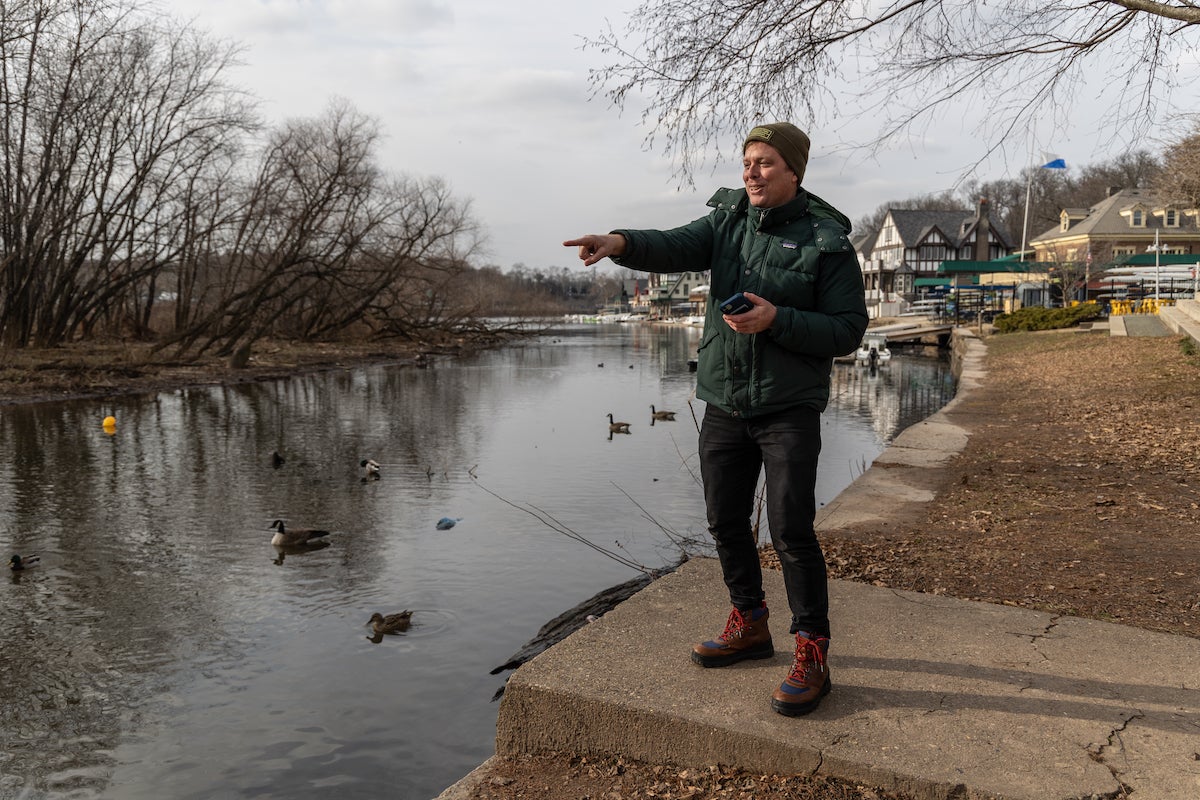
[720,608,751,641]
[787,636,828,682]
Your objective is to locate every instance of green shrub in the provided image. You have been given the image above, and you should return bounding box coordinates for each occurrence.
[993,302,1103,333]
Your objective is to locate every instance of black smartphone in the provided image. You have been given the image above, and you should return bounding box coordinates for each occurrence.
[719,292,752,315]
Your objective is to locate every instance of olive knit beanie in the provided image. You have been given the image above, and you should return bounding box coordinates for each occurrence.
[743,123,810,184]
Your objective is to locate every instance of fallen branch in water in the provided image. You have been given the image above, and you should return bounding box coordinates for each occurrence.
[488,555,687,700]
[472,478,653,573]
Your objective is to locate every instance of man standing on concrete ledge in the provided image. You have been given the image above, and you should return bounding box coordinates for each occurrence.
[564,123,867,716]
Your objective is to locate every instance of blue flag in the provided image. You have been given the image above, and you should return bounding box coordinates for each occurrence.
[1041,157,1067,169]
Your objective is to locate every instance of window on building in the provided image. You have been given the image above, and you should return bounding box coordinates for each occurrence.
[1130,209,1145,227]
[1112,246,1137,256]
[1165,209,1178,227]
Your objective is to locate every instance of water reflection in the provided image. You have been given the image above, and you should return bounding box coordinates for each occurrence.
[0,324,954,799]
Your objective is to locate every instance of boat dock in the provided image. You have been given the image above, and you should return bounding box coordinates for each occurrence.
[868,321,955,347]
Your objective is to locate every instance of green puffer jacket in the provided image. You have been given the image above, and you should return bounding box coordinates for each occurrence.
[613,187,868,417]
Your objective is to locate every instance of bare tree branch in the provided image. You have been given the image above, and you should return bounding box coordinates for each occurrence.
[582,0,1200,184]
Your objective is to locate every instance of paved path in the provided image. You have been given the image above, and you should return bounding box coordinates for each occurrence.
[492,558,1200,800]
[1122,315,1170,337]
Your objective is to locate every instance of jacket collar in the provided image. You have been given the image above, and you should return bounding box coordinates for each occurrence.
[708,187,810,229]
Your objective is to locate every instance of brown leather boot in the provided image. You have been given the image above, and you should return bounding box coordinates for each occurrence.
[771,632,831,716]
[690,604,773,667]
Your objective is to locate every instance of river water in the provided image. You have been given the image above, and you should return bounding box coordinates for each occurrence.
[0,322,954,799]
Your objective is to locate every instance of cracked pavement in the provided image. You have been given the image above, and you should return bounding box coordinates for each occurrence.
[482,557,1200,800]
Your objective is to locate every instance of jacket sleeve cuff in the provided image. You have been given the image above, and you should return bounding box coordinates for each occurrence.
[609,229,639,266]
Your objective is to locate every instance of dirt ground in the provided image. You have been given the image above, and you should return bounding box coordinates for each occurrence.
[3,327,1198,799]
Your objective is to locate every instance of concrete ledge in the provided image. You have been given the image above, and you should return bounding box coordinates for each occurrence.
[496,558,1200,800]
[1159,299,1200,346]
[816,331,981,533]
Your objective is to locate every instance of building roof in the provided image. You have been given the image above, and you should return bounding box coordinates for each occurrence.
[883,208,1012,250]
[851,228,879,255]
[1031,187,1200,242]
[1107,253,1200,267]
[886,209,976,248]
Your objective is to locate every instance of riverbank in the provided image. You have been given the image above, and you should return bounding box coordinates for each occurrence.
[0,334,494,406]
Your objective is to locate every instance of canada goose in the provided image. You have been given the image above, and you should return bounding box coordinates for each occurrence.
[360,458,381,480]
[650,405,676,421]
[368,611,413,635]
[607,413,631,433]
[268,519,331,547]
[9,554,40,571]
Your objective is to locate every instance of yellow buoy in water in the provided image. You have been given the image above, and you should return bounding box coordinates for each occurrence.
[102,415,116,428]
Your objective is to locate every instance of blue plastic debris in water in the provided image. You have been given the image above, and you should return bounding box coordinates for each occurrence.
[436,517,458,530]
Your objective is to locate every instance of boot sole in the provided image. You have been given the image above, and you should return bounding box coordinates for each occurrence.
[689,641,775,668]
[771,676,832,717]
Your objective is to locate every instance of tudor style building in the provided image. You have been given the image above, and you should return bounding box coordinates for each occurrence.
[856,198,1012,318]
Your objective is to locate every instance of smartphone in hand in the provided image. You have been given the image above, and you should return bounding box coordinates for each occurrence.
[719,292,752,315]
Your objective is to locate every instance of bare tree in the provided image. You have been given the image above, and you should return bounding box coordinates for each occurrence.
[158,100,389,358]
[583,0,1200,184]
[366,175,484,338]
[158,101,485,359]
[0,0,254,348]
[1154,118,1200,209]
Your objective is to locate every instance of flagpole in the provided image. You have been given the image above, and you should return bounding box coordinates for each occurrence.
[1020,174,1032,263]
[1020,136,1035,263]
[1155,229,1161,300]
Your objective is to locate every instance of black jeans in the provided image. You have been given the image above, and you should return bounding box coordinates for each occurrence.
[698,404,829,638]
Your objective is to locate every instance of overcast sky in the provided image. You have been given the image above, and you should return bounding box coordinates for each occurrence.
[155,0,1196,272]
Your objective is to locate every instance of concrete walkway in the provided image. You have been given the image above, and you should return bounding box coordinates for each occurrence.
[438,332,1200,800]
[1119,314,1170,337]
[493,559,1200,800]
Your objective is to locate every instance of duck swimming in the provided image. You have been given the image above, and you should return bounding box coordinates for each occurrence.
[607,413,631,433]
[268,520,331,547]
[360,458,381,480]
[650,405,676,421]
[9,554,40,571]
[368,611,413,635]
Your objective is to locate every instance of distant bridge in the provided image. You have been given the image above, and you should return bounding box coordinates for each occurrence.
[870,322,955,346]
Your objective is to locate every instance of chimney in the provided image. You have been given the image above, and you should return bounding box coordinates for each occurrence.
[1106,186,1122,198]
[973,197,990,262]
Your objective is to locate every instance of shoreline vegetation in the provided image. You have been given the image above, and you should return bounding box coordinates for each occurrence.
[0,329,524,407]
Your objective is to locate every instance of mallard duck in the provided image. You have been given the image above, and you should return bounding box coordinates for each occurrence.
[271,450,285,468]
[436,517,460,530]
[360,458,381,480]
[650,405,676,421]
[368,611,413,635]
[607,413,631,433]
[268,519,331,547]
[10,554,40,571]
